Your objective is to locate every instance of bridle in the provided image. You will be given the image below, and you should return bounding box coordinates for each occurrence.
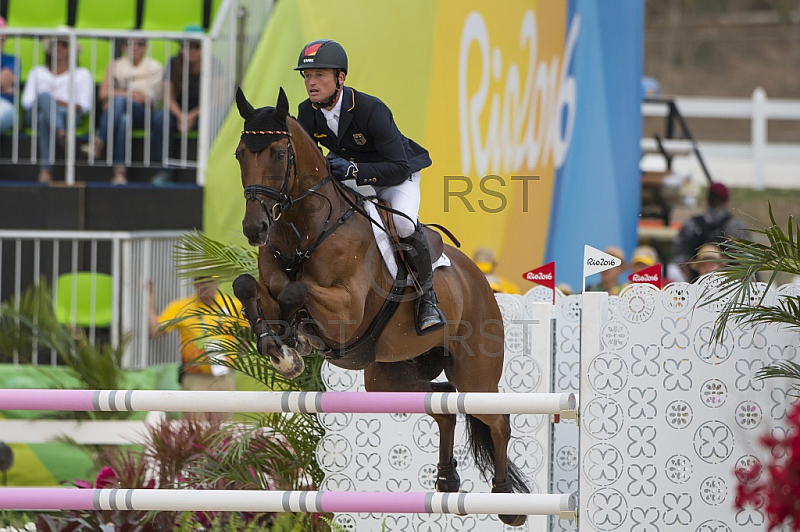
[240,125,345,280]
[242,129,299,223]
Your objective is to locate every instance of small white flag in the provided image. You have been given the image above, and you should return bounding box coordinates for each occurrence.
[583,245,623,279]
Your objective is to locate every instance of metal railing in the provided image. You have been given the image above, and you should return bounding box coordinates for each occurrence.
[0,229,191,368]
[0,0,274,186]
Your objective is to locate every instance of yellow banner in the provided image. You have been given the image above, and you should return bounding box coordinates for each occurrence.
[204,0,571,291]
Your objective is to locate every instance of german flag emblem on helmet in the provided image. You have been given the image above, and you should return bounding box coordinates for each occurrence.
[303,42,322,57]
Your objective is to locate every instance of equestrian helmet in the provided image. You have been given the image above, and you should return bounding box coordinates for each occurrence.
[295,40,348,74]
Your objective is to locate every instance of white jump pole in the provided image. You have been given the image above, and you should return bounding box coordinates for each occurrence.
[0,488,578,520]
[0,390,578,417]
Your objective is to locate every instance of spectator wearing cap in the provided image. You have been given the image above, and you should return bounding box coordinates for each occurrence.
[693,243,725,278]
[0,17,20,133]
[472,247,520,294]
[21,34,93,184]
[631,245,659,274]
[586,246,627,295]
[669,182,746,282]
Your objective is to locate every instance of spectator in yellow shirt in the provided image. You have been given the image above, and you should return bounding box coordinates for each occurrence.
[148,277,241,393]
[472,247,521,294]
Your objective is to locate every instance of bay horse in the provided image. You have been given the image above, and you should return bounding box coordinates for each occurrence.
[231,87,528,526]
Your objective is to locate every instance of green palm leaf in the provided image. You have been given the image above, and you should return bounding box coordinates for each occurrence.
[706,205,800,383]
[174,230,258,282]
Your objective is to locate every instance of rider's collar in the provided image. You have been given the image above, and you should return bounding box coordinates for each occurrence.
[312,85,348,111]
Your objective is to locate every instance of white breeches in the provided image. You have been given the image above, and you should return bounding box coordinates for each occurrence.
[374,171,420,238]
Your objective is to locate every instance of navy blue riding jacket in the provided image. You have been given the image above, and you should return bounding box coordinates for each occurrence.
[297,86,432,187]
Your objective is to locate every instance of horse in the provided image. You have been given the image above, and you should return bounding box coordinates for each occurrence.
[231,87,528,527]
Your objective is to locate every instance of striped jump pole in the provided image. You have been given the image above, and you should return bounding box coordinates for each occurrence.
[0,390,578,417]
[0,488,578,520]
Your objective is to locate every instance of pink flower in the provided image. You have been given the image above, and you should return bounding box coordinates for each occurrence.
[95,466,117,489]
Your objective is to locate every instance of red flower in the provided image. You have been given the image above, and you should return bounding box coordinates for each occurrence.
[737,400,800,530]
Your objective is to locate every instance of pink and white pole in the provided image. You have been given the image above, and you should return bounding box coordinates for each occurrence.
[0,390,578,417]
[0,488,578,519]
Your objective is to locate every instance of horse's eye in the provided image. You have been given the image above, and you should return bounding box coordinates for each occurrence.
[276,151,286,162]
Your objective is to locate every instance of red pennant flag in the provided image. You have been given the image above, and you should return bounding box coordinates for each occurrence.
[522,262,555,289]
[628,263,662,289]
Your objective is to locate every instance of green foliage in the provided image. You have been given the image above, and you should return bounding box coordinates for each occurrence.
[174,230,258,283]
[708,205,800,386]
[0,280,129,420]
[0,510,35,529]
[160,291,325,392]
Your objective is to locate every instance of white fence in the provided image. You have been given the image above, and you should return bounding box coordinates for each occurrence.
[0,229,191,368]
[642,88,800,189]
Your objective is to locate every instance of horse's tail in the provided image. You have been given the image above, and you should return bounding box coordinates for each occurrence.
[464,414,529,494]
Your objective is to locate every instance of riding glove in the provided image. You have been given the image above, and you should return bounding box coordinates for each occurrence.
[328,157,358,180]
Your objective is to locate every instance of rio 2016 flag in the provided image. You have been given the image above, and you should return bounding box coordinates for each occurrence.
[583,245,623,291]
[522,262,555,304]
[628,263,662,289]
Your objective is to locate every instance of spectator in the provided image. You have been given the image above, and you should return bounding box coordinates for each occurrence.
[21,35,93,184]
[630,245,659,274]
[693,242,726,277]
[151,25,205,185]
[81,37,164,185]
[586,246,627,295]
[472,247,520,294]
[670,182,746,282]
[0,17,19,133]
[148,277,241,397]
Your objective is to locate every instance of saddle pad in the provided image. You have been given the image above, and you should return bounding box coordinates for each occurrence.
[365,201,450,284]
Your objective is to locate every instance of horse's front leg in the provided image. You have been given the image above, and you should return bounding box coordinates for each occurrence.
[233,274,305,378]
[277,280,368,348]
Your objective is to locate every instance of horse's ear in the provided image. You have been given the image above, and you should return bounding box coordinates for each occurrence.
[236,87,255,119]
[275,87,289,123]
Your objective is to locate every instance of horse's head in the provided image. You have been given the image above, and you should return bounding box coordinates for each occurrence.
[235,87,294,246]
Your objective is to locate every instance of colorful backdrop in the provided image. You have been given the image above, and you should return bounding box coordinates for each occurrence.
[203,0,643,290]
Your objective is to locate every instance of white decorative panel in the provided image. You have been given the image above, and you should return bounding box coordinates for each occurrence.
[579,280,797,532]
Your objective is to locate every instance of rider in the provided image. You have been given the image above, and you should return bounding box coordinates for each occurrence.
[294,39,445,335]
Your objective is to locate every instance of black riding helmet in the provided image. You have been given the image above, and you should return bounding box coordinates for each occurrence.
[294,40,348,74]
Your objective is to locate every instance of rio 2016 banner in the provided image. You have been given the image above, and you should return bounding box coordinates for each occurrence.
[204,0,642,291]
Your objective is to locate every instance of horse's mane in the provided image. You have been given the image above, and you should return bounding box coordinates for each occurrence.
[287,116,327,173]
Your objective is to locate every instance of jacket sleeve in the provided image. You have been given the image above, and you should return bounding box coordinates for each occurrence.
[20,68,37,110]
[354,105,409,187]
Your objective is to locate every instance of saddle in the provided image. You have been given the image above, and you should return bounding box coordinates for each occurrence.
[322,199,444,370]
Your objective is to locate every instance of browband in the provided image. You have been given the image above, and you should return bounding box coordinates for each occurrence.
[241,130,290,136]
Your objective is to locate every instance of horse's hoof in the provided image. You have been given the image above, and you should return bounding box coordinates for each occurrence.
[294,333,314,357]
[232,274,257,300]
[499,514,527,527]
[270,345,305,378]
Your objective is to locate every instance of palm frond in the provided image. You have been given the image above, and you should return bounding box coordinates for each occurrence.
[159,291,325,391]
[184,413,325,491]
[756,361,800,383]
[704,205,800,342]
[174,231,258,283]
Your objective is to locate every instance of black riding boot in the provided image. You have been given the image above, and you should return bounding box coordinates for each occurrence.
[401,225,446,335]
